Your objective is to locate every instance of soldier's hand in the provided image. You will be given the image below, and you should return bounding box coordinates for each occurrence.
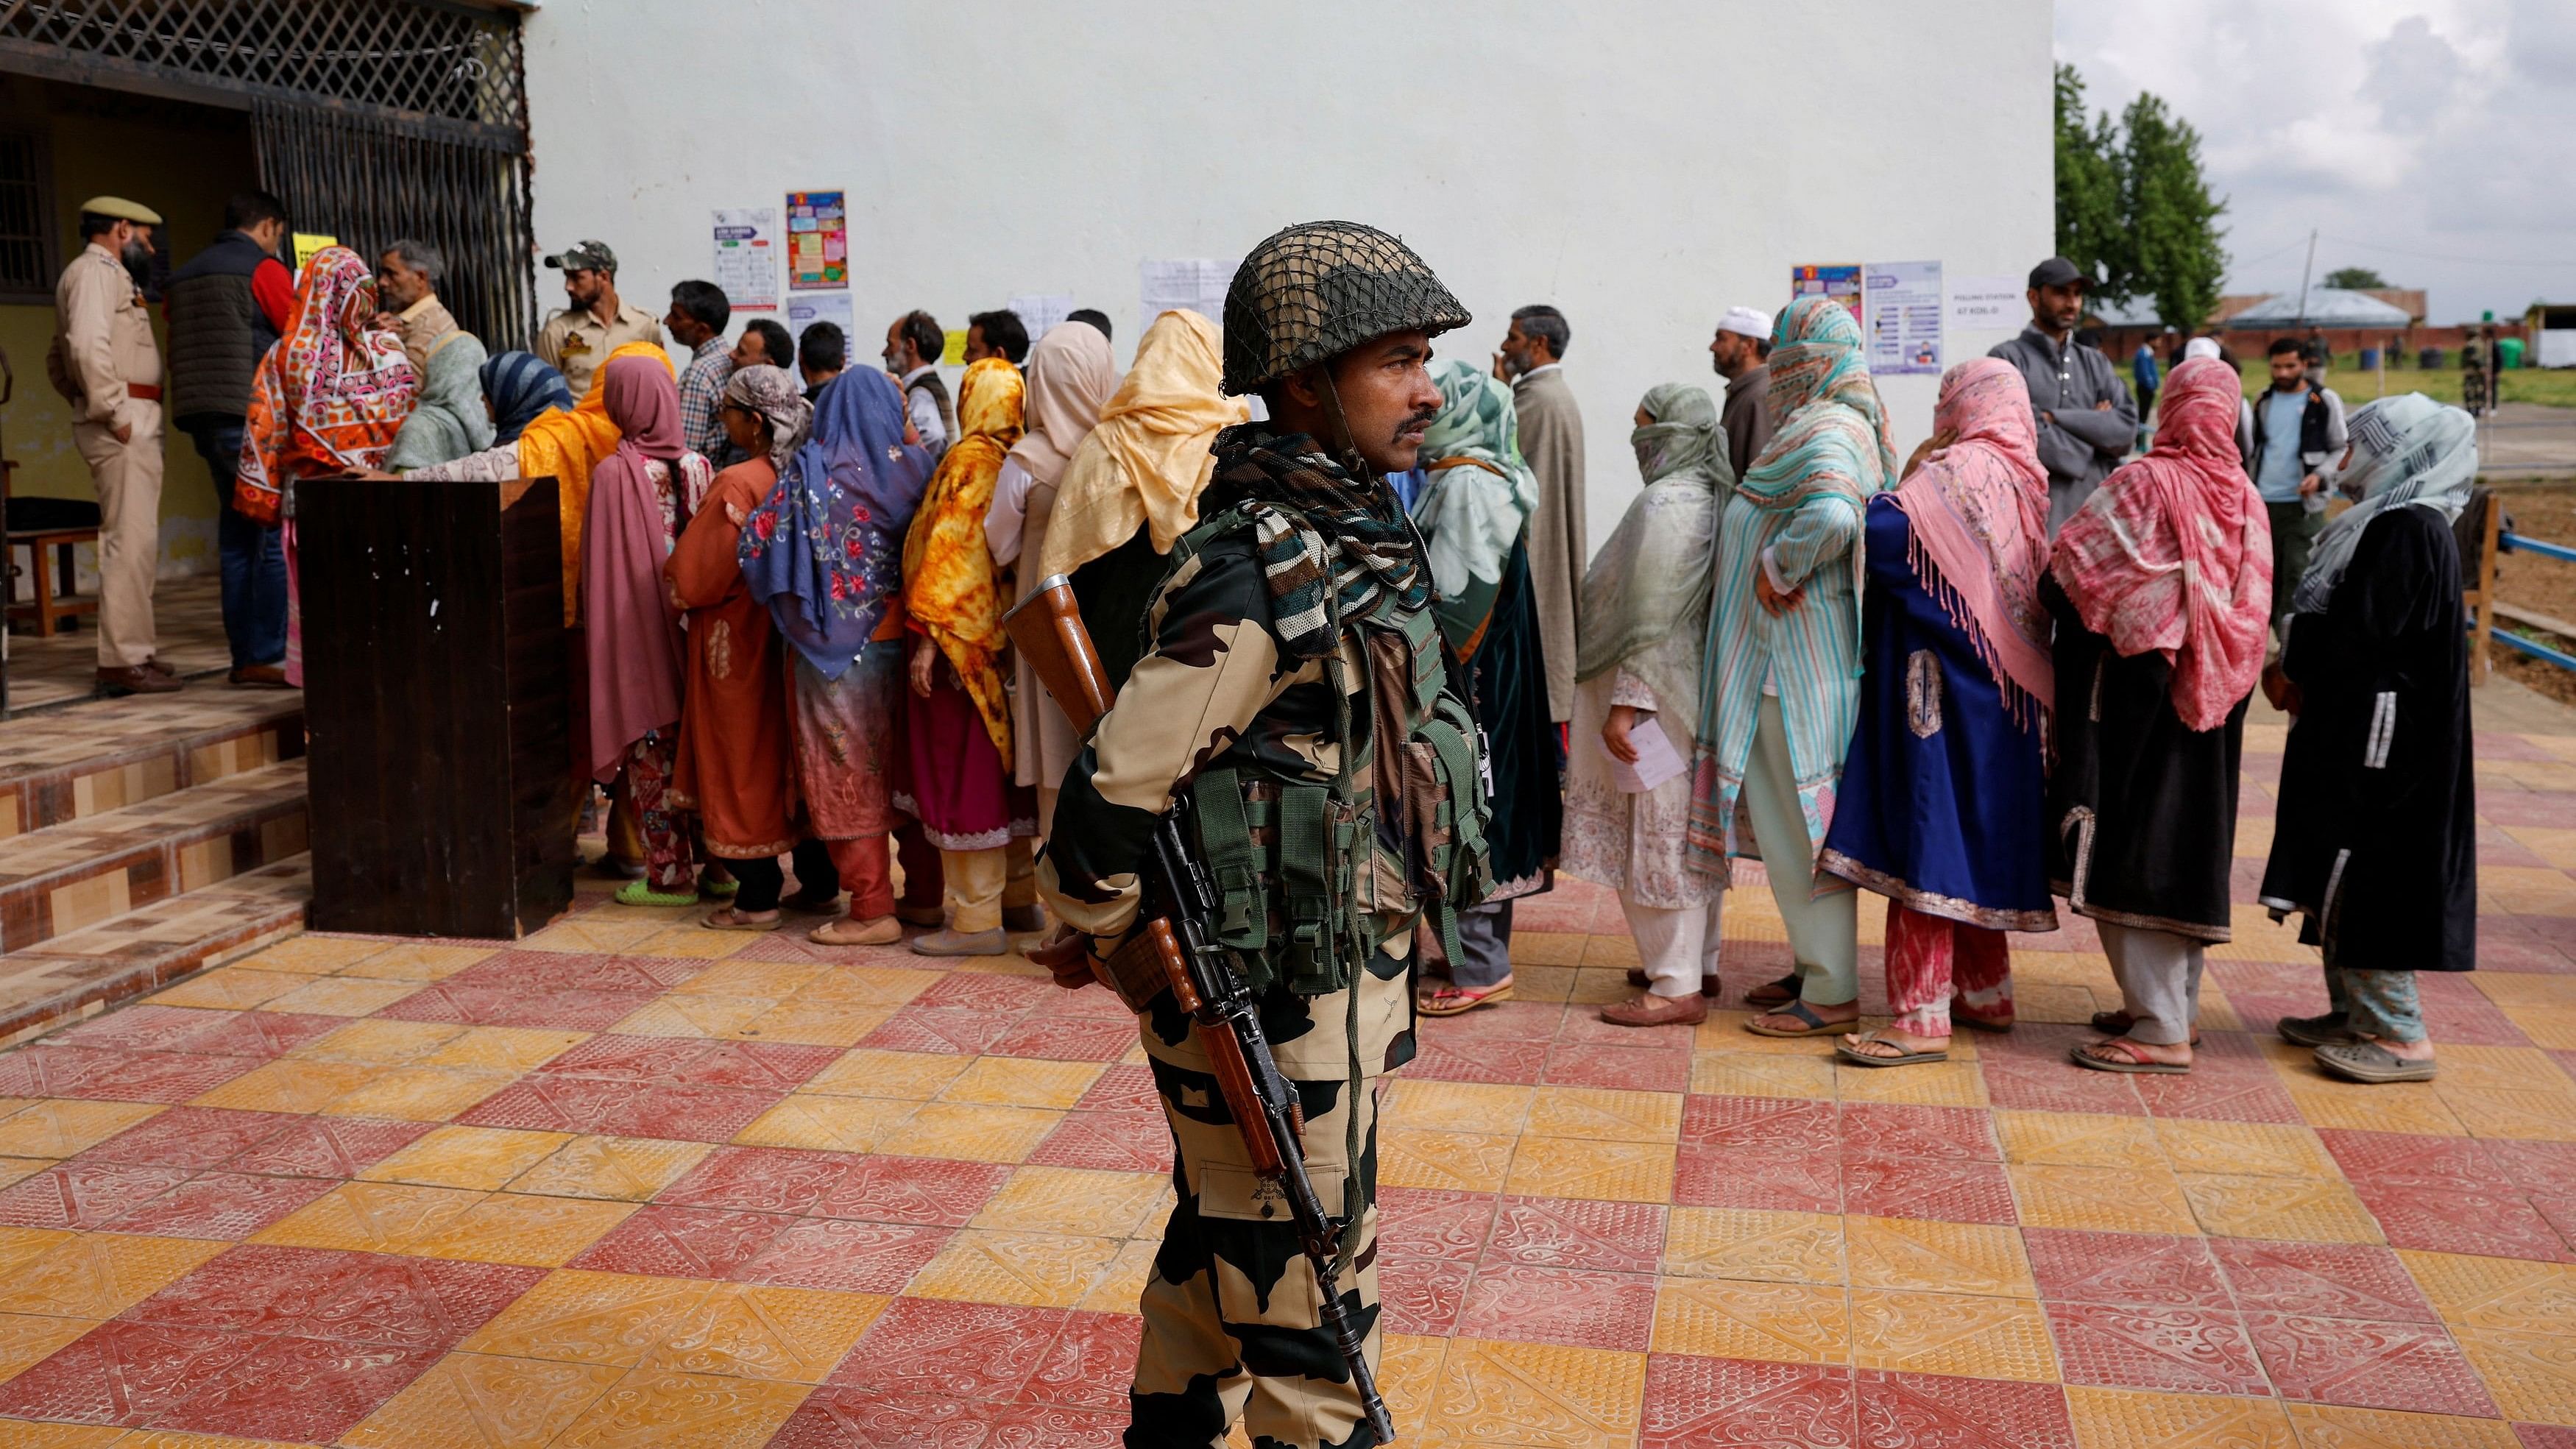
[1027,927,1094,991]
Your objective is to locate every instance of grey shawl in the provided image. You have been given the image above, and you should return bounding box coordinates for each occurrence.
[1577,383,1727,745]
[384,329,495,472]
[1512,366,1587,720]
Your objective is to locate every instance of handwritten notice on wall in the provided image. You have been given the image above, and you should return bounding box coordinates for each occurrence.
[1139,258,1239,338]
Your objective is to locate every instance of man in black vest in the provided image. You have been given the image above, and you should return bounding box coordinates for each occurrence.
[164,191,294,688]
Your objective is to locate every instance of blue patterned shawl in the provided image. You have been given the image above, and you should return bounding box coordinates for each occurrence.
[739,366,934,679]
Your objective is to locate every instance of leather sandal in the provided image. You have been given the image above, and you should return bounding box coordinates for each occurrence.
[1625,968,1721,998]
[1744,1000,1855,1038]
[1744,973,1802,1009]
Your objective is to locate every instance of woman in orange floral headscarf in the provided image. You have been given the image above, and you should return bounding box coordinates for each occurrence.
[896,357,1040,955]
[236,245,418,687]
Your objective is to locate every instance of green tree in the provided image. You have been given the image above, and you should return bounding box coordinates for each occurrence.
[2054,63,2130,304]
[2120,92,2228,331]
[2324,266,2391,290]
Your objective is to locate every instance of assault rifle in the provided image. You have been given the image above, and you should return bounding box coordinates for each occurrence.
[1005,573,1395,1445]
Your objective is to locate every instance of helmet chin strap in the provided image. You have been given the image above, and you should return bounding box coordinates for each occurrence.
[1314,366,1374,480]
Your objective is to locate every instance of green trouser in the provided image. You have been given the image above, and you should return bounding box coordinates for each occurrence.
[1744,694,1859,1006]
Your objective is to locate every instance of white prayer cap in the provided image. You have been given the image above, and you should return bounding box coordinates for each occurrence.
[2182,336,2222,362]
[1718,306,1773,341]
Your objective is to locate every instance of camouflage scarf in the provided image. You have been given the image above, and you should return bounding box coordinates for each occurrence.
[1203,424,1430,660]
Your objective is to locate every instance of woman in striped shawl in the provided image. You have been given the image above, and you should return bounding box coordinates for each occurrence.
[1687,295,1897,1038]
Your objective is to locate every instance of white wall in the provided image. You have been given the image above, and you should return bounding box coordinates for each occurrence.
[523,0,2053,551]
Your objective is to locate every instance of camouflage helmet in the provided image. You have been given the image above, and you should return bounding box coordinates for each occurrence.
[1221,221,1471,397]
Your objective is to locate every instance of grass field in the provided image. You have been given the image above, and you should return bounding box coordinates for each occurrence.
[2232,357,2576,408]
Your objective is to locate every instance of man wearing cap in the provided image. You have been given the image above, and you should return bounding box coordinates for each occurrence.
[1989,256,2137,532]
[1710,304,1777,480]
[1035,221,1488,1448]
[535,241,664,397]
[47,196,176,695]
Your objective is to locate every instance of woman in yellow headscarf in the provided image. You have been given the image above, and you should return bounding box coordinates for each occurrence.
[896,358,1040,955]
[1038,309,1247,694]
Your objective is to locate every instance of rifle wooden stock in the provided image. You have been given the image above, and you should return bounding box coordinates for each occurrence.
[1143,920,1286,1176]
[1002,574,1113,737]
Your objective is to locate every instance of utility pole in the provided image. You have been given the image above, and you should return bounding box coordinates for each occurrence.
[2293,227,2317,327]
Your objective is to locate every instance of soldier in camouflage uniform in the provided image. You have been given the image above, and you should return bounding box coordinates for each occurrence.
[1036,222,1490,1449]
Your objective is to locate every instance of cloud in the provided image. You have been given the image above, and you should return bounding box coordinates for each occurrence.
[2056,0,2576,319]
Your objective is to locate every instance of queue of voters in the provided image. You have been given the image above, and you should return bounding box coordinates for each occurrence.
[39,196,2484,1445]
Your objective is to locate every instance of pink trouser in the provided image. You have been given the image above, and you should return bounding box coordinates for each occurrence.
[1883,899,2012,1035]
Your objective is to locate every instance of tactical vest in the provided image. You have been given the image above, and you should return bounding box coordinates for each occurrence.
[1158,504,1493,999]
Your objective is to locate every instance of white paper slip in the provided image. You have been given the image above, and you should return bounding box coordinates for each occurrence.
[1610,717,1687,793]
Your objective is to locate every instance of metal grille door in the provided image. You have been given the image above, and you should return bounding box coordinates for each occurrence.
[0,0,535,347]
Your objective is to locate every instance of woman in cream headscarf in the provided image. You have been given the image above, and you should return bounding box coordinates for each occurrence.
[984,321,1118,835]
[1038,310,1247,687]
[1566,383,1729,1025]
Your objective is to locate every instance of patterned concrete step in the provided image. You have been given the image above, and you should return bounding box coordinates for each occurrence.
[0,689,303,841]
[0,759,309,954]
[0,856,307,1048]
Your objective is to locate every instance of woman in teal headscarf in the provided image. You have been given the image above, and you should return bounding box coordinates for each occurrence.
[1411,358,1563,1016]
[1687,294,1898,1038]
[1568,383,1730,1028]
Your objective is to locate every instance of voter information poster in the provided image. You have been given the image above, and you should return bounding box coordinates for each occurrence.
[1791,263,1864,321]
[787,291,854,354]
[1864,261,1944,375]
[786,190,847,291]
[712,208,777,311]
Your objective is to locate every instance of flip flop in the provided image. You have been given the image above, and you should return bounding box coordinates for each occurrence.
[1744,974,1801,1009]
[1836,1031,1949,1068]
[1954,1010,2015,1035]
[1744,999,1856,1038]
[2069,1038,2190,1074]
[701,907,781,932]
[2089,1010,2200,1046]
[1418,982,1512,1017]
[2314,1039,2437,1084]
[614,880,699,907]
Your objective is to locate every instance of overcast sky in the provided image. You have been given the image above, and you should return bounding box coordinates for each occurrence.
[2054,0,2576,323]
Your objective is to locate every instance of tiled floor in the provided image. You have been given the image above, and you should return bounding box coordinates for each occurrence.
[4,573,233,715]
[0,718,2568,1445]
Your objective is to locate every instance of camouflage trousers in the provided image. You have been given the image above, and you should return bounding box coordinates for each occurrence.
[1126,954,1408,1448]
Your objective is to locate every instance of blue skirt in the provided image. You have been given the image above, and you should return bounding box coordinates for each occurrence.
[1821,496,2056,931]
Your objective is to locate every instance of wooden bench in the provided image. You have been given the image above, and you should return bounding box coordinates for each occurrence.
[3,458,102,639]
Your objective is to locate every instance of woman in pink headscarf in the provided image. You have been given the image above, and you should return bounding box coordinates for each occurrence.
[583,352,715,906]
[2048,355,2271,1074]
[1822,358,2060,1068]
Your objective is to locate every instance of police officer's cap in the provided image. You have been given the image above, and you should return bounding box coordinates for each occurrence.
[79,196,162,225]
[543,240,618,274]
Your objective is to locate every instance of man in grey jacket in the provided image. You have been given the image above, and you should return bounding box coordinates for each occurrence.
[1989,257,2137,533]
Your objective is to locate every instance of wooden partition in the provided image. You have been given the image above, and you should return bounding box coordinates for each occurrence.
[295,475,577,938]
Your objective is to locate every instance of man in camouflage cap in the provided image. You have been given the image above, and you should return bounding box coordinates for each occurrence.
[535,238,664,397]
[1036,221,1487,1448]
